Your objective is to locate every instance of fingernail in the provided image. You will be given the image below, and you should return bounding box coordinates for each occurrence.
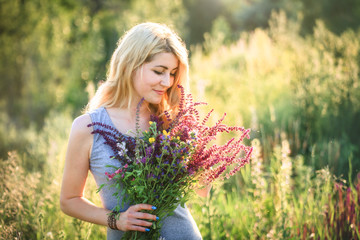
[145,228,150,232]
[156,216,159,220]
[152,206,157,210]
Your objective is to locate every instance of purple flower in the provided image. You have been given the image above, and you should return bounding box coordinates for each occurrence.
[91,85,253,240]
[145,147,152,156]
[147,173,155,179]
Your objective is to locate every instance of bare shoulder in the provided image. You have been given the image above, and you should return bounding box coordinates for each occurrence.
[69,114,93,146]
[71,114,93,136]
[67,114,93,160]
[72,114,92,132]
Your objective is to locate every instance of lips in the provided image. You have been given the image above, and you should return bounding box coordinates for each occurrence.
[154,90,165,95]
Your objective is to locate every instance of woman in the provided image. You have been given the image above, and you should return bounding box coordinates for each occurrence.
[60,22,205,239]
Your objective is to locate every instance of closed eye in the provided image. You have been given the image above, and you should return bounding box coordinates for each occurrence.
[154,70,176,77]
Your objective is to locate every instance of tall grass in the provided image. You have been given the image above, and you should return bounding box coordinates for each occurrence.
[190,11,360,177]
[1,125,358,239]
[190,139,360,239]
[0,111,106,239]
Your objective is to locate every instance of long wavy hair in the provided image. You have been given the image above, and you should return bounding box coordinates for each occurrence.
[86,22,189,123]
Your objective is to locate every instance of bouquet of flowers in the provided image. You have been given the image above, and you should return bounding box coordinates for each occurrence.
[89,85,253,239]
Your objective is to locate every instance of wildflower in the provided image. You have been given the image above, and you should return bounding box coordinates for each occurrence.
[116,141,128,156]
[147,173,155,179]
[105,172,115,180]
[89,85,252,240]
[145,147,153,156]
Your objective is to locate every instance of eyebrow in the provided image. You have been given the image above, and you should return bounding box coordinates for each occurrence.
[154,65,178,71]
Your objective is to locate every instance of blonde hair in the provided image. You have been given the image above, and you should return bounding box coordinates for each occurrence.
[86,22,189,121]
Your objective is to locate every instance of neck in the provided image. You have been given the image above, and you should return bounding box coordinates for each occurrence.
[128,99,151,119]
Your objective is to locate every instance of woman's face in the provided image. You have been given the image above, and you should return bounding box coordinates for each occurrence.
[133,52,179,105]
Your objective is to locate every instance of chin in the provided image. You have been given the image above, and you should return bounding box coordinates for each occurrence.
[145,97,162,105]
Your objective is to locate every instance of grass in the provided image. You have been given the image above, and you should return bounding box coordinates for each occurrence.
[2,121,358,239]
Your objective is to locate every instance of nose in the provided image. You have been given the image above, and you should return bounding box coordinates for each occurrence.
[160,73,172,87]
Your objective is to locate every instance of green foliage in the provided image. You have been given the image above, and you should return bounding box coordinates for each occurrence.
[301,0,360,34]
[0,152,41,239]
[183,0,224,44]
[0,0,187,130]
[0,111,106,239]
[190,139,360,239]
[190,12,360,178]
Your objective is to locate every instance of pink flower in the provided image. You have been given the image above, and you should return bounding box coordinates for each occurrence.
[124,164,128,168]
[105,172,116,180]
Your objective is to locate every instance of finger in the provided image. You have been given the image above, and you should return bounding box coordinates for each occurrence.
[128,225,150,232]
[131,204,156,212]
[130,219,153,227]
[130,211,158,221]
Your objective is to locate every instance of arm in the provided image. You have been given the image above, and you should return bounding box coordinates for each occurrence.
[60,114,110,226]
[60,114,157,231]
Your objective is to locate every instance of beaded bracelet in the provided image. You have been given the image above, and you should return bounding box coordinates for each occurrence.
[108,211,119,230]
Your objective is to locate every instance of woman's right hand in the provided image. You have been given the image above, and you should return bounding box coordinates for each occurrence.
[116,204,158,232]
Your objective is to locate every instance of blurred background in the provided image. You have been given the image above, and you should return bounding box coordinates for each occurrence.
[1,0,359,239]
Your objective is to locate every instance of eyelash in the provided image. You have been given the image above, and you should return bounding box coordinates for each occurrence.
[154,71,176,77]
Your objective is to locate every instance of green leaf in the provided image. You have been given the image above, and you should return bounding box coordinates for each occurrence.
[96,183,106,193]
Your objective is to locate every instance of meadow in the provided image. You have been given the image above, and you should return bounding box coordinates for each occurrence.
[1,7,360,240]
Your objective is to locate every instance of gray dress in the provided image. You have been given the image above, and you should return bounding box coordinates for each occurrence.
[89,107,202,240]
